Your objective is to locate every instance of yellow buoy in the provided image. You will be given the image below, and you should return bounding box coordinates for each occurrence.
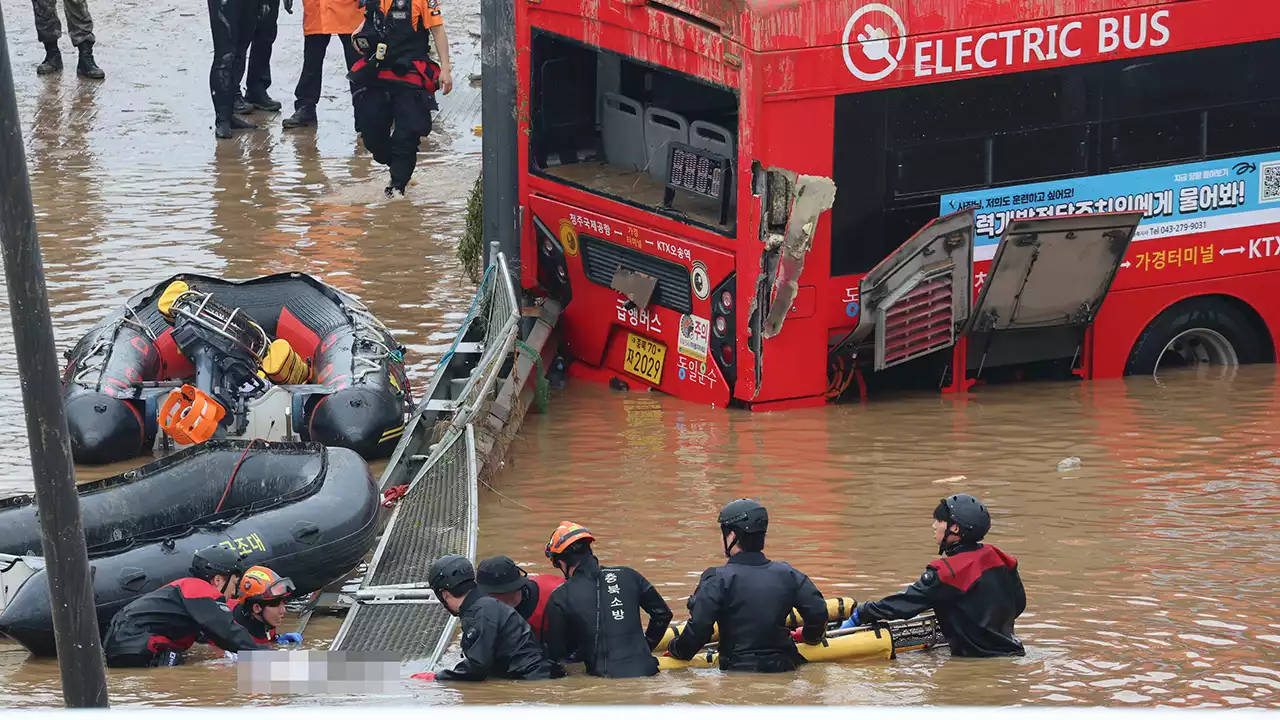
[157,280,190,319]
[658,625,895,670]
[653,596,856,654]
[261,338,311,384]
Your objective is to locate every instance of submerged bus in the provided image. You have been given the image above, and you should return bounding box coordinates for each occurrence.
[515,0,1280,409]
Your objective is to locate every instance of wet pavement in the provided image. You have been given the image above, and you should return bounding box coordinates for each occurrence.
[3,0,1280,708]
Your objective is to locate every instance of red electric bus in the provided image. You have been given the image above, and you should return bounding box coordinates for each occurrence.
[515,0,1280,409]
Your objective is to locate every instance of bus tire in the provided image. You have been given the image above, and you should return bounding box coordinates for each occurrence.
[1124,297,1263,377]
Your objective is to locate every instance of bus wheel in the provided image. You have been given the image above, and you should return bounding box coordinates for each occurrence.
[1124,298,1262,377]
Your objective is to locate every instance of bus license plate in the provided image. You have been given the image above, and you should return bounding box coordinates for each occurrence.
[624,333,666,385]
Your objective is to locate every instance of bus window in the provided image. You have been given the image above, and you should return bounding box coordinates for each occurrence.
[831,37,1280,279]
[529,30,739,234]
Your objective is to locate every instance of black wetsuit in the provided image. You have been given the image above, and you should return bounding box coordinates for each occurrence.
[542,555,673,678]
[207,0,261,124]
[103,577,261,667]
[856,542,1026,657]
[435,591,564,681]
[668,551,829,673]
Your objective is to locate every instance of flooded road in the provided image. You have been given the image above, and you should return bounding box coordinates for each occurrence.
[0,0,485,489]
[3,0,1280,709]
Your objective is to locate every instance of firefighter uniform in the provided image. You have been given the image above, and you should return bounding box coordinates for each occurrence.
[348,0,448,195]
[516,574,563,640]
[541,555,673,678]
[435,592,564,681]
[667,551,829,673]
[855,542,1027,657]
[208,0,265,137]
[232,0,283,111]
[280,0,364,128]
[103,577,262,667]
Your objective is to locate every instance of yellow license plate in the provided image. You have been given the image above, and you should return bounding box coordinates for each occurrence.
[623,333,666,385]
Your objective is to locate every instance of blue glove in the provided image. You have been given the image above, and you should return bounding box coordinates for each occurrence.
[276,632,304,645]
[840,608,861,630]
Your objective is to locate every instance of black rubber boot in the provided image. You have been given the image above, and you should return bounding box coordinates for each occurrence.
[36,44,63,75]
[384,184,406,198]
[76,44,104,80]
[247,92,282,112]
[282,105,317,129]
[215,120,233,139]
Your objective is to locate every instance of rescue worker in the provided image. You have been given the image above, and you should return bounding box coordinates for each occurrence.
[541,522,673,678]
[102,544,262,667]
[412,554,564,682]
[232,0,284,114]
[475,555,563,640]
[31,0,104,78]
[228,566,304,651]
[208,0,264,138]
[280,0,364,129]
[667,499,829,673]
[347,0,454,197]
[841,494,1027,657]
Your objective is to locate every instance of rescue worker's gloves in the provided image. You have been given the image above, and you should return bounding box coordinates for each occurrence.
[224,651,239,661]
[839,608,862,630]
[790,628,806,643]
[276,632,303,645]
[411,672,437,681]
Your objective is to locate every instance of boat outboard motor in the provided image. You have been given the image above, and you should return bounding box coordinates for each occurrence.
[155,281,306,443]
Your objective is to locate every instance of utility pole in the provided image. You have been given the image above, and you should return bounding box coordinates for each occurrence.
[0,5,110,709]
[480,0,519,276]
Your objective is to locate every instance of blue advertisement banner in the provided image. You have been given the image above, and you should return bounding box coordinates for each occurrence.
[940,151,1280,259]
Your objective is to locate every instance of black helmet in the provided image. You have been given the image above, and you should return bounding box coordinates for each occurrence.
[190,544,248,581]
[938,494,991,544]
[476,555,528,595]
[718,498,768,534]
[428,554,476,594]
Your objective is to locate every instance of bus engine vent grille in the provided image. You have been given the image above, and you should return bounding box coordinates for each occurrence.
[580,235,693,315]
[878,271,955,370]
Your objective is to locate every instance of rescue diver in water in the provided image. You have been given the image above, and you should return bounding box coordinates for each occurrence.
[476,555,563,641]
[225,565,304,655]
[102,545,262,667]
[347,0,453,197]
[413,554,563,682]
[541,522,673,678]
[667,499,829,673]
[842,493,1027,657]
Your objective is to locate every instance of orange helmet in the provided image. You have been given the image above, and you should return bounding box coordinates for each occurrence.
[239,566,295,603]
[545,521,595,558]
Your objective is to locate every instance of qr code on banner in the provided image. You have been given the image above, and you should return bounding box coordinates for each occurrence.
[1263,160,1280,203]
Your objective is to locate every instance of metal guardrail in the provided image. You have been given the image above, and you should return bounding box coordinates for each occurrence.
[330,250,517,665]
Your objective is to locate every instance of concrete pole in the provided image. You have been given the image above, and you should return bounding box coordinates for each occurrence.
[0,5,111,708]
[480,0,520,277]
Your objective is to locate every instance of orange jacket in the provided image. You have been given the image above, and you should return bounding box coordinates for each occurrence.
[302,0,363,36]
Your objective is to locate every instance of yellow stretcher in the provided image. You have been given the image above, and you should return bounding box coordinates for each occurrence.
[656,615,943,670]
[653,596,857,654]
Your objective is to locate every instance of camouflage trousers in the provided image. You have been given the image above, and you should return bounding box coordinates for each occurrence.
[32,0,95,47]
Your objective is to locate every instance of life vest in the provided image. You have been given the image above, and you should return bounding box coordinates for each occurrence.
[349,0,441,92]
[527,573,564,639]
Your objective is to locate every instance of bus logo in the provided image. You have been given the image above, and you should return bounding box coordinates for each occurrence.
[843,3,907,82]
[558,219,580,257]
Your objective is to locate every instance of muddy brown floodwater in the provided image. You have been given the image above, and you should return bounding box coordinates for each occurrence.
[2,0,1280,709]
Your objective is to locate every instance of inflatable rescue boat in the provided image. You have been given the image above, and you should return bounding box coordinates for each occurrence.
[60,273,412,465]
[657,615,946,669]
[0,440,379,657]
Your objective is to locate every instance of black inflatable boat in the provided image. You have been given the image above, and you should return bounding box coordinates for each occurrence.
[0,440,379,657]
[60,273,412,465]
